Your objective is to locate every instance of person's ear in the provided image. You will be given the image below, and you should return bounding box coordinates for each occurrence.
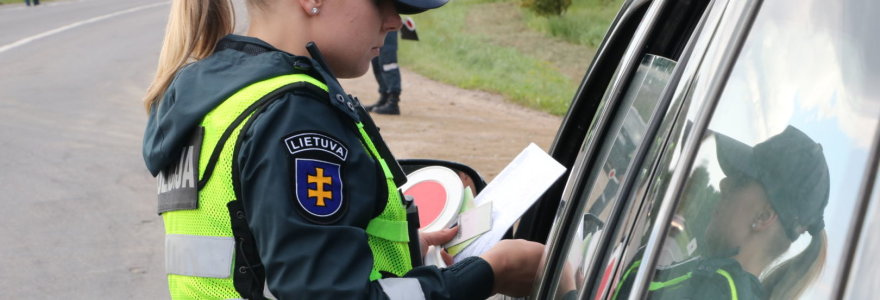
[298,0,323,15]
[751,205,777,232]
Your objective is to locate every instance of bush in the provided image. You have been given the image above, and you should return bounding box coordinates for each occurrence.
[522,0,572,15]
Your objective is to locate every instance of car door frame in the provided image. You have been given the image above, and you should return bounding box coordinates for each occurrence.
[514,0,653,244]
[528,0,679,296]
[524,0,732,297]
[615,0,766,297]
[523,0,779,298]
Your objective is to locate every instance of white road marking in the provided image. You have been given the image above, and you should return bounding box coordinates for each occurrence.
[0,1,169,54]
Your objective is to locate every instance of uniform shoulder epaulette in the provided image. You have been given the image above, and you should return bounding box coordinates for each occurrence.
[323,85,362,122]
[296,49,362,123]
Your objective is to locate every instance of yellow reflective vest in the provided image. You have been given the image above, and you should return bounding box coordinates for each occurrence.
[157,73,412,299]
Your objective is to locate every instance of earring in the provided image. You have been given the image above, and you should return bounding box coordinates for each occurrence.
[311,7,319,15]
[751,223,758,230]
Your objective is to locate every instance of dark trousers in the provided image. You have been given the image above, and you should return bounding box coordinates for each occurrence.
[371,32,401,95]
[25,0,39,6]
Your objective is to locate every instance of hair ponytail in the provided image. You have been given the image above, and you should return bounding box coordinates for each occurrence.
[762,230,827,300]
[143,0,234,112]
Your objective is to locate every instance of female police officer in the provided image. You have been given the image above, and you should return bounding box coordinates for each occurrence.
[141,0,544,299]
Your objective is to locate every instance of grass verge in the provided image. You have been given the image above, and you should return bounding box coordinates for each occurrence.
[399,0,593,116]
[399,0,622,116]
[523,0,625,47]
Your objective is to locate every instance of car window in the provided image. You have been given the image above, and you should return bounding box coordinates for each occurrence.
[585,0,737,298]
[546,54,676,299]
[615,0,880,298]
[515,0,653,244]
[531,0,723,296]
[530,0,677,296]
[604,0,759,298]
[843,158,880,299]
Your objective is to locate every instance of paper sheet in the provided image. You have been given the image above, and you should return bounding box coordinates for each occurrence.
[453,143,566,262]
[445,202,492,248]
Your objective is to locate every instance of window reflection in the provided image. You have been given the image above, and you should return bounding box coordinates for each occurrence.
[551,55,675,299]
[615,127,831,299]
[610,0,880,298]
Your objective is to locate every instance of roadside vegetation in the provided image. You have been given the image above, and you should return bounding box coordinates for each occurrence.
[399,0,624,116]
[524,0,625,47]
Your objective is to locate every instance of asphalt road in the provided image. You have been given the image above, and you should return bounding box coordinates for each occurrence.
[0,0,175,298]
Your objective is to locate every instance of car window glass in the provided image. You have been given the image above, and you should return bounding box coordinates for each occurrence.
[548,54,676,299]
[617,0,880,298]
[583,0,733,298]
[844,159,880,299]
[599,0,744,298]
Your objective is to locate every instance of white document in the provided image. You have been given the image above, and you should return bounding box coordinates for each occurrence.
[453,143,566,262]
[445,202,492,248]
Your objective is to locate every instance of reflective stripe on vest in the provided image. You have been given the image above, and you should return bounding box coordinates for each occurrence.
[378,278,426,300]
[165,234,235,278]
[612,260,739,300]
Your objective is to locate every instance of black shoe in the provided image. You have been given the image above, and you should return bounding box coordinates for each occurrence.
[372,94,400,115]
[364,93,389,112]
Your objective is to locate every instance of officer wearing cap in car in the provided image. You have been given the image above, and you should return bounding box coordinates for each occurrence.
[141,0,544,299]
[612,125,830,300]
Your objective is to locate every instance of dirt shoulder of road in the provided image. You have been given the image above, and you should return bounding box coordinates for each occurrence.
[341,67,563,181]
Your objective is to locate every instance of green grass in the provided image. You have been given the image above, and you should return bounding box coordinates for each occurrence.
[399,0,621,116]
[524,0,625,47]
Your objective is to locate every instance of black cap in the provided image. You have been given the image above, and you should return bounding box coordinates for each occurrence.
[394,0,448,14]
[715,126,830,241]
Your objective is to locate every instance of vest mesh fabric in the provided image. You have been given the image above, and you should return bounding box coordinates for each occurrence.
[356,124,413,280]
[163,74,326,299]
[367,177,413,279]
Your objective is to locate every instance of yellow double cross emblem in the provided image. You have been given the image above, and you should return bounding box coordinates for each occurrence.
[307,167,333,207]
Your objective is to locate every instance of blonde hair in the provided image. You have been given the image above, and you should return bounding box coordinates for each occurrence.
[762,230,827,300]
[142,0,235,112]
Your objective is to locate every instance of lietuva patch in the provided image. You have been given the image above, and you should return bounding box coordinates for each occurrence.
[283,131,349,223]
[284,132,349,161]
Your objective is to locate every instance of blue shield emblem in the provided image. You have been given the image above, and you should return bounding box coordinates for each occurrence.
[295,159,344,218]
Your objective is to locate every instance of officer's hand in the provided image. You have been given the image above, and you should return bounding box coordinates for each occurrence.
[480,239,545,297]
[419,227,458,263]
